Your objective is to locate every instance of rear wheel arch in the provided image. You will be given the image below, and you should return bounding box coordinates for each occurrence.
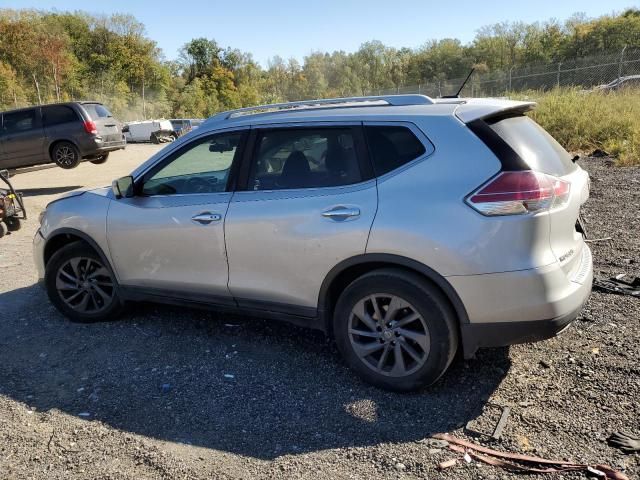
[48,139,80,159]
[318,254,469,335]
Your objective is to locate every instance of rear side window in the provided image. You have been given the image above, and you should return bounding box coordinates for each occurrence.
[2,109,37,133]
[43,105,79,126]
[248,128,362,191]
[83,104,112,119]
[365,126,428,176]
[488,116,576,176]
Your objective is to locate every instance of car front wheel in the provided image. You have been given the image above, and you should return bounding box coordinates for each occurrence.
[333,269,458,392]
[45,242,124,322]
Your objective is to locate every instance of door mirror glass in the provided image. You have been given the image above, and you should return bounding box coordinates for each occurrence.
[112,176,134,199]
[209,137,235,153]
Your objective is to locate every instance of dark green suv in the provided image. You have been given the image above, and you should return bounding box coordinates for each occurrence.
[0,101,126,170]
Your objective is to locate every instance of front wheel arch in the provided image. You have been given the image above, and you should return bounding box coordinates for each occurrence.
[44,229,118,282]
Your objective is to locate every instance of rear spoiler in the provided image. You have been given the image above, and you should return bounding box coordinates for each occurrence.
[453,99,536,124]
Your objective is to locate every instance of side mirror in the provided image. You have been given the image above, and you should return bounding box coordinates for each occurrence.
[112,176,134,199]
[0,169,9,180]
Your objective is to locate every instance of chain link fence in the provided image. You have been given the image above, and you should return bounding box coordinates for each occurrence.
[373,47,640,98]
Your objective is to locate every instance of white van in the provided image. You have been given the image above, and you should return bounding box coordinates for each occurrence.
[123,120,175,143]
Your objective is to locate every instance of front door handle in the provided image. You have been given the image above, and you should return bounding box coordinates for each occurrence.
[321,206,361,220]
[191,212,222,225]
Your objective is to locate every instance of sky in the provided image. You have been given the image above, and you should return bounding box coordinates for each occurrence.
[3,0,638,65]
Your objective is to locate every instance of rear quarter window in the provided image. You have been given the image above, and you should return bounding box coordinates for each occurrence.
[488,115,576,176]
[365,125,429,176]
[43,105,79,126]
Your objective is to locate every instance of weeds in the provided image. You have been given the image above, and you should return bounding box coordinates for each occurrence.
[515,88,640,166]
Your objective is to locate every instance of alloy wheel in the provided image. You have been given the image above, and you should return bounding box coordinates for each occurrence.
[55,146,75,166]
[348,294,431,377]
[55,257,114,314]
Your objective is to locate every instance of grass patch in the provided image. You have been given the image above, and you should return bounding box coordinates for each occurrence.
[513,88,640,166]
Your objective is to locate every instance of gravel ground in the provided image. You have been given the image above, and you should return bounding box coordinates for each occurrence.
[0,148,638,479]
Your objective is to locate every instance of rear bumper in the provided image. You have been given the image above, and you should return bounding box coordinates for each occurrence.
[92,143,126,153]
[460,299,586,358]
[451,245,593,358]
[79,137,126,157]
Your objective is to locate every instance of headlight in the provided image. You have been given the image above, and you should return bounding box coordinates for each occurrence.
[38,210,46,225]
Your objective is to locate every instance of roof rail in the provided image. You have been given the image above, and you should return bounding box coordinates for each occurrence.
[206,94,434,123]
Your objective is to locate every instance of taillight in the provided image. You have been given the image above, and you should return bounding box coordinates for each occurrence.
[466,170,571,216]
[83,120,98,135]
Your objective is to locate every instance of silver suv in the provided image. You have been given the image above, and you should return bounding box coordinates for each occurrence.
[34,95,592,391]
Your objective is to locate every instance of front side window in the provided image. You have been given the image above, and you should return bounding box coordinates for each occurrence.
[365,125,428,176]
[43,105,79,127]
[248,128,362,191]
[3,109,37,134]
[142,131,244,195]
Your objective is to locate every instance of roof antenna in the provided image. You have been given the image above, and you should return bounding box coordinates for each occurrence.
[441,68,475,98]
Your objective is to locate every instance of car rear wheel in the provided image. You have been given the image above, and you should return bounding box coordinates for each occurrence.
[52,142,81,169]
[45,242,124,323]
[333,269,458,392]
[90,153,109,165]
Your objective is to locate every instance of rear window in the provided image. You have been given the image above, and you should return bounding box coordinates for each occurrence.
[83,103,113,119]
[488,116,576,176]
[365,126,429,176]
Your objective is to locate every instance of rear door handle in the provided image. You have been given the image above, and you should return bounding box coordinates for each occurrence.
[191,212,222,225]
[321,206,361,220]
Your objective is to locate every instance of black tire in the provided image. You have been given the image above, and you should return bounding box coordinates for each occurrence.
[45,241,124,323]
[4,216,21,232]
[0,221,7,238]
[333,268,458,392]
[90,153,109,165]
[51,141,81,169]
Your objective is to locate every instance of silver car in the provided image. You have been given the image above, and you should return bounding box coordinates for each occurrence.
[33,95,592,391]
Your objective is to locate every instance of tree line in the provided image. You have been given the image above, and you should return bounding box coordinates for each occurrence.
[0,8,639,120]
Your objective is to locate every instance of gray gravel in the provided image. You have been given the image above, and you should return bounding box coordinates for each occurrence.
[0,152,638,479]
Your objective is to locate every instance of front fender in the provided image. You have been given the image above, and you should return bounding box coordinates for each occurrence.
[40,192,116,280]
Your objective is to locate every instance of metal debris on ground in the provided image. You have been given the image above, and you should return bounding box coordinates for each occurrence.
[608,432,640,453]
[465,404,511,440]
[432,433,629,479]
[437,458,457,470]
[593,274,640,297]
[585,237,613,243]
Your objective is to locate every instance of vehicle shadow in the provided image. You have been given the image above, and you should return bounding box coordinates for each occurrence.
[0,284,510,460]
[19,186,83,197]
